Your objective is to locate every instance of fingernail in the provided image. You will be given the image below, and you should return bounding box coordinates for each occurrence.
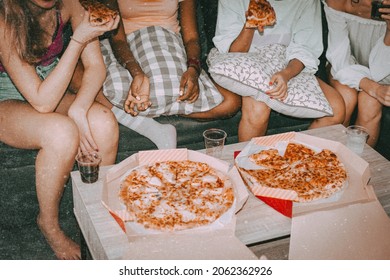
[179,90,183,96]
[269,82,273,86]
[136,96,141,101]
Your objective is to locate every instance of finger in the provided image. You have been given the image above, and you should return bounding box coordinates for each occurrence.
[84,132,99,152]
[178,76,188,100]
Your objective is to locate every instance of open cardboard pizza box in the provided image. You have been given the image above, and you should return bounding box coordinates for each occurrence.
[101,148,257,259]
[235,132,372,216]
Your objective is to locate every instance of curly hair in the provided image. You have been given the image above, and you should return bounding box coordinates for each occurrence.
[0,0,62,64]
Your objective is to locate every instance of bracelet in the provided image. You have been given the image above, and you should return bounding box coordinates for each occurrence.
[70,36,85,46]
[187,58,201,75]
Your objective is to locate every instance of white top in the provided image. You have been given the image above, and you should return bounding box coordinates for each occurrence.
[322,1,390,89]
[213,0,323,73]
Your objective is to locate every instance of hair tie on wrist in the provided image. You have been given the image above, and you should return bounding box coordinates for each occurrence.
[70,36,85,46]
[187,58,201,75]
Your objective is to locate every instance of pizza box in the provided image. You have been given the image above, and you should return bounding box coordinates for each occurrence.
[102,148,250,239]
[235,132,372,216]
[289,185,390,259]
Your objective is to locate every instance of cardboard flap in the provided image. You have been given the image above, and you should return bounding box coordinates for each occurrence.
[121,228,258,260]
[289,194,390,259]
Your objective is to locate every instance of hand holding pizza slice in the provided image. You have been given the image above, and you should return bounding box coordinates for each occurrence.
[245,0,276,32]
[80,0,118,26]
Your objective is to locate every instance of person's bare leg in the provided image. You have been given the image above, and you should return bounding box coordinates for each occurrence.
[309,78,345,129]
[356,91,382,147]
[0,100,80,259]
[329,77,358,127]
[186,82,242,120]
[95,91,177,149]
[57,93,119,164]
[86,102,119,164]
[238,97,271,142]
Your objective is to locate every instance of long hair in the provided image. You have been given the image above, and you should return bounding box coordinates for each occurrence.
[0,0,62,65]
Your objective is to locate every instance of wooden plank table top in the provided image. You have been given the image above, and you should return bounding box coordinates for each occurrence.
[71,124,390,259]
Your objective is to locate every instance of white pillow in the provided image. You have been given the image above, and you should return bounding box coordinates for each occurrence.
[207,45,333,118]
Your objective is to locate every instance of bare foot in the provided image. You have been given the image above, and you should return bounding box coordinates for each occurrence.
[37,215,81,260]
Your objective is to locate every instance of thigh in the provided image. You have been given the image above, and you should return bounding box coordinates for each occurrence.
[0,100,75,150]
[329,77,358,113]
[317,78,345,114]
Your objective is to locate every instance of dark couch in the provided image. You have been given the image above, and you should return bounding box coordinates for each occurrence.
[0,0,389,260]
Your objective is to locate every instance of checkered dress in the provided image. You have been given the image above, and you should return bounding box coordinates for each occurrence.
[100,26,223,117]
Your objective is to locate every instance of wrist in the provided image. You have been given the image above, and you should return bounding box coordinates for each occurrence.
[70,36,86,46]
[187,58,201,75]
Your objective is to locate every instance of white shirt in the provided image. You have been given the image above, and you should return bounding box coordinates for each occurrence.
[322,1,390,89]
[213,0,323,73]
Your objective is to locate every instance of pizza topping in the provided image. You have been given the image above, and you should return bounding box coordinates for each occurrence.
[80,0,118,26]
[119,160,235,231]
[246,0,276,29]
[239,143,347,202]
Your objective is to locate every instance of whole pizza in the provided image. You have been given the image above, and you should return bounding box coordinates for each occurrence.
[119,160,235,231]
[238,142,348,202]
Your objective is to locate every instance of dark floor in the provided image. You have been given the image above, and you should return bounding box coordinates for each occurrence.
[0,180,80,260]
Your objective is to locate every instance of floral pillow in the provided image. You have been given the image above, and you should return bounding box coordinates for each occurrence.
[207,44,333,118]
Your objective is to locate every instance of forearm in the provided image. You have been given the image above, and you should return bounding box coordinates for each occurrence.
[110,38,144,77]
[69,44,106,113]
[229,27,255,53]
[24,39,85,112]
[359,77,380,96]
[281,59,305,81]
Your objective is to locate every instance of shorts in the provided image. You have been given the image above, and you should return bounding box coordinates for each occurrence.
[0,58,59,102]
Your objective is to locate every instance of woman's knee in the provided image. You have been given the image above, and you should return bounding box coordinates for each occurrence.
[215,84,242,117]
[43,115,79,153]
[88,103,119,145]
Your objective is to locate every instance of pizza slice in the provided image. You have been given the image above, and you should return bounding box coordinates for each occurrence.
[80,0,118,26]
[283,142,316,164]
[245,0,276,29]
[249,148,289,170]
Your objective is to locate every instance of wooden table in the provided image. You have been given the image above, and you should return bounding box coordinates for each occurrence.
[71,124,390,259]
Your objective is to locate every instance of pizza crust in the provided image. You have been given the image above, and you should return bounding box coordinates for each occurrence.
[119,160,235,231]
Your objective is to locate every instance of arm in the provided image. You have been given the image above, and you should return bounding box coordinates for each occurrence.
[66,0,119,152]
[324,2,371,89]
[213,0,249,53]
[286,0,322,74]
[105,0,151,116]
[267,1,321,100]
[360,0,390,106]
[177,0,201,103]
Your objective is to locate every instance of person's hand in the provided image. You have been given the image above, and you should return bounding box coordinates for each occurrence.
[266,72,288,101]
[124,74,151,116]
[370,84,390,106]
[72,11,120,45]
[381,1,390,30]
[67,106,99,154]
[177,67,200,103]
